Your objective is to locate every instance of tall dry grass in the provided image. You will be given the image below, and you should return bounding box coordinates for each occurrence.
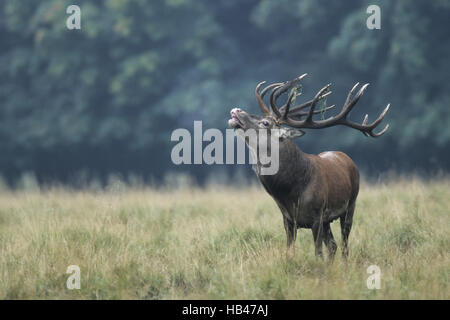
[0,177,448,299]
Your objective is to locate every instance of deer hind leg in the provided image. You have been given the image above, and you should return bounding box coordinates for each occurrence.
[323,222,337,262]
[311,220,324,258]
[283,217,297,259]
[340,202,355,258]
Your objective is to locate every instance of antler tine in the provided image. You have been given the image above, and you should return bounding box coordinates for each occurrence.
[255,81,270,115]
[365,104,391,137]
[371,103,390,127]
[304,84,332,122]
[276,73,307,99]
[371,124,389,137]
[260,82,284,97]
[255,81,285,116]
[269,85,283,118]
[281,90,297,120]
[345,82,360,106]
[341,83,369,117]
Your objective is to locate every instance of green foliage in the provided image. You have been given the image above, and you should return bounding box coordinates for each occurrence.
[0,0,449,182]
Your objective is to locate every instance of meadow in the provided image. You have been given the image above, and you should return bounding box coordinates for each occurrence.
[0,177,448,299]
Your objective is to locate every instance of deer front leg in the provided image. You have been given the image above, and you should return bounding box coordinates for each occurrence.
[323,222,337,262]
[311,220,324,258]
[283,217,297,259]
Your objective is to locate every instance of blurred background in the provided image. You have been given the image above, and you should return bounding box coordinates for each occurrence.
[0,0,449,188]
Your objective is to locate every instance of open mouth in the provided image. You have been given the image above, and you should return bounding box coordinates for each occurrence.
[229,110,244,129]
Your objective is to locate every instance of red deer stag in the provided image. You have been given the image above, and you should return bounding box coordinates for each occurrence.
[228,74,390,259]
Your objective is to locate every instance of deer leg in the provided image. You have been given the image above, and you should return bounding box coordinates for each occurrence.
[340,202,355,258]
[323,222,337,261]
[311,220,324,258]
[283,217,297,258]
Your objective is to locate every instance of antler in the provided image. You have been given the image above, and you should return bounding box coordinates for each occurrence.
[281,83,390,137]
[255,74,390,137]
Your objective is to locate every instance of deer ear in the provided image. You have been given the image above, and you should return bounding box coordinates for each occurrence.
[279,128,306,139]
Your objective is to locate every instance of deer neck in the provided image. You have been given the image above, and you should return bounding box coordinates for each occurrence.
[254,138,313,198]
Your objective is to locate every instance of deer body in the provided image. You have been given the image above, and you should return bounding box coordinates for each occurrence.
[256,139,359,258]
[229,74,389,259]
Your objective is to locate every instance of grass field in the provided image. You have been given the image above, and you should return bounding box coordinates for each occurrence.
[0,178,448,299]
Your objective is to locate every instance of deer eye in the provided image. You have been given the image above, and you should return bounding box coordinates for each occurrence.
[262,120,270,127]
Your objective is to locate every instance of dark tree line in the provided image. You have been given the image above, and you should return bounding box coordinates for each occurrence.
[0,0,449,185]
